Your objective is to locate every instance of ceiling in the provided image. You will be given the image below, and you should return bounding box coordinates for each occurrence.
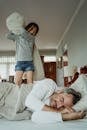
[0,0,81,52]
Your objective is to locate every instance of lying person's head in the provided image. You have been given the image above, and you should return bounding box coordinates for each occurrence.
[50,88,81,109]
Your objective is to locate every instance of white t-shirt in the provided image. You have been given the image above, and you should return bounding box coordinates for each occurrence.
[25,78,63,123]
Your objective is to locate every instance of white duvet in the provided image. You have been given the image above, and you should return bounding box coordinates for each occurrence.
[0,82,32,120]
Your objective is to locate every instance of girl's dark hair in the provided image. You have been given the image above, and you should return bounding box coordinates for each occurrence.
[64,88,81,105]
[25,22,39,35]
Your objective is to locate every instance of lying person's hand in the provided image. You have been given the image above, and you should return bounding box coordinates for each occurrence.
[62,111,86,121]
[61,107,75,114]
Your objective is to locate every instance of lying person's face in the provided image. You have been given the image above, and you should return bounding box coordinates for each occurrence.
[50,92,74,109]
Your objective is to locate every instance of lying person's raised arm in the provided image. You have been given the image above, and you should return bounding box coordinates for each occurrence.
[31,111,86,123]
[25,78,58,111]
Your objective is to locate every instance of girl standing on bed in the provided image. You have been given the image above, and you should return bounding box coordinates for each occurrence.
[7,14,39,86]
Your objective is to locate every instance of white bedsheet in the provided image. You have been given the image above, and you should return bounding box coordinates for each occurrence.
[0,116,87,130]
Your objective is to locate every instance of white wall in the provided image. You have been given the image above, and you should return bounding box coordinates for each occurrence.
[56,0,87,68]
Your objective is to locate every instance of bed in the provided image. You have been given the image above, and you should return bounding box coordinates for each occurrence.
[0,116,87,130]
[0,75,87,129]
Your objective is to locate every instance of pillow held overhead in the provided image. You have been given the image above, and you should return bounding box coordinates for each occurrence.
[6,12,25,34]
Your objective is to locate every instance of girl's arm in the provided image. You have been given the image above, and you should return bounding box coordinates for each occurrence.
[6,32,17,41]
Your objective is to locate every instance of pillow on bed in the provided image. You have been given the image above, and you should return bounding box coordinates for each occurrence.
[70,74,87,111]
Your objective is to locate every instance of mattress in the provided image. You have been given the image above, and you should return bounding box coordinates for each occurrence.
[0,116,87,130]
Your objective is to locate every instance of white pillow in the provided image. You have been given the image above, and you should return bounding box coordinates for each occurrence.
[70,74,87,111]
[6,12,25,34]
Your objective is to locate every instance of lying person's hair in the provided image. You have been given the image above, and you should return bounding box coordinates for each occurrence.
[64,88,81,105]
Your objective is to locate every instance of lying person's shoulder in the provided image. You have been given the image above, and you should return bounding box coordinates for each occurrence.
[33,78,58,90]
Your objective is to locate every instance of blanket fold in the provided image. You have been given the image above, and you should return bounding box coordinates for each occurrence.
[0,82,33,120]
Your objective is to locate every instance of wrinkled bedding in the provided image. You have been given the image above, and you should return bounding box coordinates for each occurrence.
[0,82,33,120]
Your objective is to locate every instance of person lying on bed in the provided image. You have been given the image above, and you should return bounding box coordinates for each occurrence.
[25,78,86,123]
